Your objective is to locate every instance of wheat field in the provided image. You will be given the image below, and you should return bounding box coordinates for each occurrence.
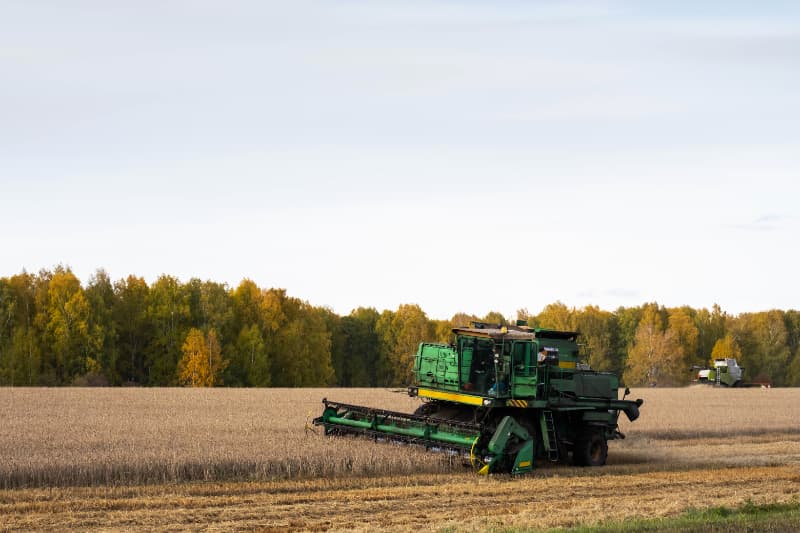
[1,386,799,531]
[1,387,799,488]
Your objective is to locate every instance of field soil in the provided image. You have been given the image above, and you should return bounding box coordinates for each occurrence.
[1,387,799,531]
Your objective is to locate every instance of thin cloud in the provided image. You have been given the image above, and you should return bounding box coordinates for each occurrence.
[732,214,787,232]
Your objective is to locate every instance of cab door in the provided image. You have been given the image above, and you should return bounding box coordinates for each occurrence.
[510,341,537,397]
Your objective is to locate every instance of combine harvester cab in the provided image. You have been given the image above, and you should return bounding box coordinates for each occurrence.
[315,322,643,475]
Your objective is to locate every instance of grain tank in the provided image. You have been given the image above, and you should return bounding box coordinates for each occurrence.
[314,322,643,474]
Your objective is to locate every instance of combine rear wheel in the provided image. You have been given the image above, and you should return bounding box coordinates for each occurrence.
[573,430,607,467]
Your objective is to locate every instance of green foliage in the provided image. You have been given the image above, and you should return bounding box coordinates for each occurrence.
[573,305,619,373]
[266,290,334,387]
[112,275,150,384]
[695,304,728,365]
[84,269,119,384]
[145,275,191,385]
[614,305,644,368]
[787,349,800,387]
[0,267,798,388]
[732,311,791,385]
[376,304,435,386]
[232,323,269,386]
[338,307,381,386]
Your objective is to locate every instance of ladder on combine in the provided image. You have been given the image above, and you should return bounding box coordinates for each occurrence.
[715,369,721,386]
[542,410,559,461]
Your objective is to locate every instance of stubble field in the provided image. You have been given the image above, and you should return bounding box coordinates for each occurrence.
[1,387,799,531]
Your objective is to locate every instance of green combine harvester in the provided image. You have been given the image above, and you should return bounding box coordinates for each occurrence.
[314,322,643,475]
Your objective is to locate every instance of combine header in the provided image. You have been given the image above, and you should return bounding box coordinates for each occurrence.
[315,323,643,474]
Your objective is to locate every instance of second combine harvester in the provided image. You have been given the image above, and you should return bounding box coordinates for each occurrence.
[315,322,643,474]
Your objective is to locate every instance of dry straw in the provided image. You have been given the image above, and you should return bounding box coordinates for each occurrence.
[1,386,798,488]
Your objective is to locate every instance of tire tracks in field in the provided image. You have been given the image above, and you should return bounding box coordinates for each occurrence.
[2,465,799,531]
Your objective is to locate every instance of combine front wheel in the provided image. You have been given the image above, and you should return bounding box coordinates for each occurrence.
[573,430,607,467]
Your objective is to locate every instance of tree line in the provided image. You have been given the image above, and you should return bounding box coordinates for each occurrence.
[1,267,798,387]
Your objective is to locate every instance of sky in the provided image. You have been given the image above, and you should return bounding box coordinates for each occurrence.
[2,1,799,320]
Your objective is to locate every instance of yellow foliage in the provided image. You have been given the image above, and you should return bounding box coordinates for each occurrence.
[178,328,228,387]
[710,334,742,364]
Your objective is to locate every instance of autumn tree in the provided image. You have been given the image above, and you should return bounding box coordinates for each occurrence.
[667,307,700,370]
[232,279,263,329]
[178,328,228,386]
[728,311,790,384]
[534,301,574,331]
[751,310,791,386]
[450,312,480,328]
[710,334,742,363]
[6,265,800,389]
[695,304,728,364]
[624,304,684,386]
[433,319,454,344]
[573,305,619,372]
[482,311,507,326]
[41,266,96,383]
[376,304,434,386]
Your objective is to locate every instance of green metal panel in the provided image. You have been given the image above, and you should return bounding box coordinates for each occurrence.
[460,347,473,384]
[582,410,615,424]
[484,415,535,475]
[574,373,615,398]
[511,377,538,397]
[550,377,578,395]
[512,440,534,474]
[415,342,458,389]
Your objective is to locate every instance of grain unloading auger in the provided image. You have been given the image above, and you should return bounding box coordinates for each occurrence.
[314,323,644,475]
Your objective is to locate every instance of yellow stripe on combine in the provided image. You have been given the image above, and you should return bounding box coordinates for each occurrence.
[559,361,577,369]
[417,388,485,406]
[518,461,531,468]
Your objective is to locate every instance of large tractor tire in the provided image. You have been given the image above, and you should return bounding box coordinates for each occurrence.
[573,430,608,467]
[413,401,438,416]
